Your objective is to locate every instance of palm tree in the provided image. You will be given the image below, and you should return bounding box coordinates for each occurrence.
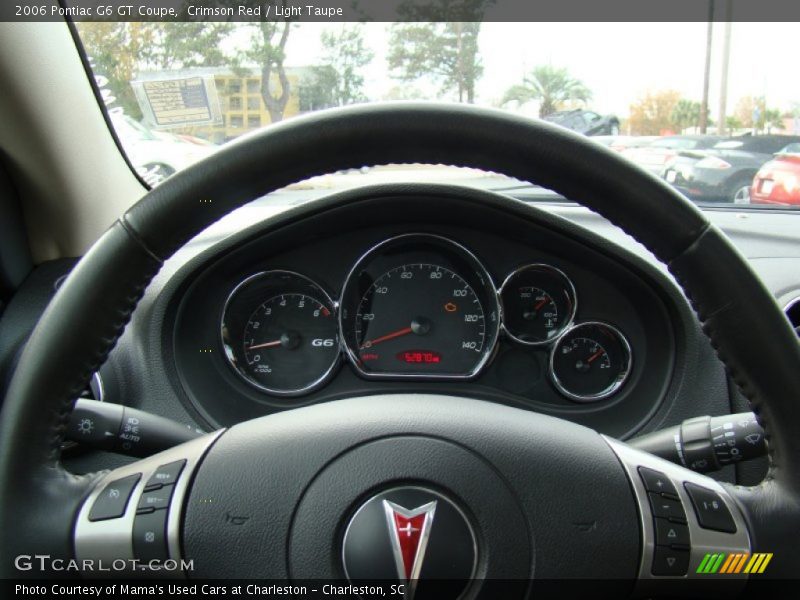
[670,99,701,132]
[502,65,592,117]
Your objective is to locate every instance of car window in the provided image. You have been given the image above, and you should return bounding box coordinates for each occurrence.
[72,20,800,209]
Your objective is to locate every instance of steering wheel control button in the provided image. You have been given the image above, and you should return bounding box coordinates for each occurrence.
[638,467,679,497]
[654,518,690,548]
[133,508,170,562]
[342,487,476,597]
[684,482,737,533]
[647,492,687,523]
[88,473,141,521]
[137,483,175,512]
[652,546,690,576]
[145,459,186,489]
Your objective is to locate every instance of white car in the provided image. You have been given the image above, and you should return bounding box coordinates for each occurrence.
[109,112,217,185]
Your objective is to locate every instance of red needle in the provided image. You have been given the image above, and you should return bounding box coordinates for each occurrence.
[587,349,605,363]
[360,326,413,349]
[534,297,549,310]
[246,340,282,351]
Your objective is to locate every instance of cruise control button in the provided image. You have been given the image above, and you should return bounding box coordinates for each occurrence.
[684,482,737,533]
[654,518,690,547]
[638,467,678,497]
[88,474,141,521]
[133,508,169,562]
[138,484,174,511]
[145,460,185,489]
[652,546,690,576]
[648,492,687,522]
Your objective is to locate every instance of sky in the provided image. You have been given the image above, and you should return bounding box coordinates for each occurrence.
[280,22,799,119]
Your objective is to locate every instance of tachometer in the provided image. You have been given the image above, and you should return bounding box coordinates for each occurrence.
[340,235,499,378]
[221,271,339,396]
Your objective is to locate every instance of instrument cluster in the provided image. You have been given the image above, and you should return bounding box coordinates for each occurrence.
[220,233,632,403]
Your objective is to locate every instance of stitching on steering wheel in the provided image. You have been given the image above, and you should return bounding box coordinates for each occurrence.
[46,235,163,463]
[669,268,775,492]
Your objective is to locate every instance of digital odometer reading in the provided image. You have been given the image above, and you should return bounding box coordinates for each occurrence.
[354,264,487,376]
[397,350,443,364]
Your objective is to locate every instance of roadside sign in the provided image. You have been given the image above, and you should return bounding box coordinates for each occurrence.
[132,75,222,129]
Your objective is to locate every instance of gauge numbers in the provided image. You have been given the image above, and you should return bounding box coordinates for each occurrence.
[340,234,500,379]
[354,264,487,375]
[549,321,631,402]
[499,264,576,345]
[221,271,339,397]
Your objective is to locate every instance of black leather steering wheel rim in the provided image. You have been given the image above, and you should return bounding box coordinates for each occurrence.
[1,103,799,578]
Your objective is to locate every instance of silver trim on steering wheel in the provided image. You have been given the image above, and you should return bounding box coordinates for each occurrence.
[74,430,223,577]
[604,436,750,592]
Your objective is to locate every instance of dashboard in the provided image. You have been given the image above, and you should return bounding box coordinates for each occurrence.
[169,184,683,438]
[6,181,794,485]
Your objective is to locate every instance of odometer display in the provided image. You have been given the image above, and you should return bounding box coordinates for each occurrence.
[397,350,443,364]
[340,235,499,379]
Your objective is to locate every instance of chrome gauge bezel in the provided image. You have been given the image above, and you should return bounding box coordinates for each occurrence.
[338,233,501,381]
[497,263,578,347]
[220,270,341,397]
[548,320,633,402]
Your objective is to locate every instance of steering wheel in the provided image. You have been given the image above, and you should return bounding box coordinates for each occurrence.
[1,104,798,593]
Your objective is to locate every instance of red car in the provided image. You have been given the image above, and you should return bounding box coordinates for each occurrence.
[751,143,800,206]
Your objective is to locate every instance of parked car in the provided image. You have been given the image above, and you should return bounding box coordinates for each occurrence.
[591,135,659,153]
[662,135,800,204]
[621,135,723,174]
[109,112,218,185]
[750,143,800,206]
[543,109,620,136]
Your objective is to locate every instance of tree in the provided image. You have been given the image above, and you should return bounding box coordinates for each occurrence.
[76,22,158,118]
[76,21,235,119]
[734,96,763,129]
[298,66,338,112]
[146,23,235,70]
[502,65,592,117]
[733,96,784,132]
[627,90,682,135]
[243,22,294,124]
[725,115,743,131]
[764,108,785,133]
[388,22,483,103]
[670,99,702,132]
[321,24,374,106]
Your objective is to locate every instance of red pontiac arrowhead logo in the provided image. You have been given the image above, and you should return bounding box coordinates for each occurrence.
[342,487,475,598]
[383,500,437,584]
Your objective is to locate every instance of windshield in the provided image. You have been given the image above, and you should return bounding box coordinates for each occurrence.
[73,20,800,208]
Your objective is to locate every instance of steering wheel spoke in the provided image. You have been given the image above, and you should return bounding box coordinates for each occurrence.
[605,437,751,590]
[73,431,222,577]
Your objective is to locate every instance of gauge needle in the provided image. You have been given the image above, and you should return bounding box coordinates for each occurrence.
[360,326,413,349]
[246,340,283,351]
[534,297,549,310]
[587,349,606,363]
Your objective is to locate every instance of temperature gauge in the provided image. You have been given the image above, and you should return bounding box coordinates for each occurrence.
[499,264,577,345]
[549,321,632,402]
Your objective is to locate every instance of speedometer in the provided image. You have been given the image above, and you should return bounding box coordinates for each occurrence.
[340,234,499,378]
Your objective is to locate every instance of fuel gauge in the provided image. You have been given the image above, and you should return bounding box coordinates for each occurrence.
[549,321,632,402]
[499,264,577,345]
